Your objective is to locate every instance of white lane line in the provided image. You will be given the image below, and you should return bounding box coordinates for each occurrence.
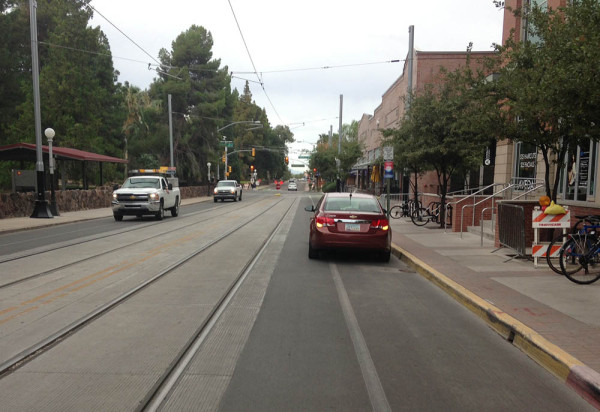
[329,262,392,412]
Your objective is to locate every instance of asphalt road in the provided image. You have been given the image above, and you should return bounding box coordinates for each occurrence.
[0,190,594,411]
[218,195,593,411]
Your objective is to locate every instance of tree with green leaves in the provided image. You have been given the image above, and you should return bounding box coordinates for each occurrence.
[492,0,600,200]
[149,25,234,185]
[309,121,363,191]
[385,61,494,226]
[1,0,124,185]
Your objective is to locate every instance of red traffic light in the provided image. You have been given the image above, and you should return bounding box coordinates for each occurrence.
[313,168,317,172]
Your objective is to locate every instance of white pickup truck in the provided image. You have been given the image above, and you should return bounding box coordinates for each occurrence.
[111,174,180,221]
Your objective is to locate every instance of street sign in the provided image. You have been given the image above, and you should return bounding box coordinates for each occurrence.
[220,141,234,148]
[298,155,311,159]
[291,164,305,168]
[383,146,394,161]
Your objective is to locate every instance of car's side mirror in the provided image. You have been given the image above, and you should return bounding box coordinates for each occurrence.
[304,205,315,212]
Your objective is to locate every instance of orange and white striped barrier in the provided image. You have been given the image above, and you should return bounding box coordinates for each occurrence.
[532,243,562,258]
[532,210,571,228]
[532,207,570,268]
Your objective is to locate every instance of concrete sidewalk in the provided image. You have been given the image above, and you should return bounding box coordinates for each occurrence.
[1,196,599,408]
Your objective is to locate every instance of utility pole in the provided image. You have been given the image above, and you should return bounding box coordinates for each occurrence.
[407,26,414,109]
[338,95,343,154]
[168,94,174,168]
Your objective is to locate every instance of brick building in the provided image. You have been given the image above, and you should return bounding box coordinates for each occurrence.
[355,49,495,195]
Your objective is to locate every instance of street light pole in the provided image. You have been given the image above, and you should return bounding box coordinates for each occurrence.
[217,121,262,180]
[45,128,59,216]
[29,0,52,218]
[207,162,211,196]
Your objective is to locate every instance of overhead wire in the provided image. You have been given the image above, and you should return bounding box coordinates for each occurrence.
[87,4,182,79]
[226,0,284,124]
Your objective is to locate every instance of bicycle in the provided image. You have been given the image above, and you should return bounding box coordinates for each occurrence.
[558,230,600,284]
[389,198,421,219]
[410,201,452,227]
[545,215,600,275]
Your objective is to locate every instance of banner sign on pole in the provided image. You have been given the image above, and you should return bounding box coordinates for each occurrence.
[384,161,394,179]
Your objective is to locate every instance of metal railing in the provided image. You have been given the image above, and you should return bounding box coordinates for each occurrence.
[446,183,506,232]
[497,203,526,258]
[459,177,545,238]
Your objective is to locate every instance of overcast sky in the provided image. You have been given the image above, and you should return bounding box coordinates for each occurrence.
[90,0,504,170]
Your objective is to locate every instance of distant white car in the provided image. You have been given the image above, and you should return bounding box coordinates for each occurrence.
[288,182,298,191]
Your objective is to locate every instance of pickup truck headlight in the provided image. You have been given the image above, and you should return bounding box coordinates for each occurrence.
[230,188,235,194]
[112,193,117,200]
[149,192,160,201]
[213,188,218,195]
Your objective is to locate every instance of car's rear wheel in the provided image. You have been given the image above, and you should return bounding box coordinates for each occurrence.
[308,242,319,259]
[113,214,123,221]
[214,197,217,202]
[380,249,391,262]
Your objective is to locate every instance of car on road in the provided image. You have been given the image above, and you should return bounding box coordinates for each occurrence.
[305,192,391,261]
[213,180,242,202]
[288,182,297,191]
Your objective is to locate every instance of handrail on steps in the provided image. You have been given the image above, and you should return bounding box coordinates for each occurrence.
[444,182,506,232]
[460,178,545,239]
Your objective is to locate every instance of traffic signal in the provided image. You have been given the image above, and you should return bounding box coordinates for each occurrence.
[313,168,317,173]
[284,156,289,165]
[228,165,232,173]
[222,154,226,163]
[252,148,255,156]
[250,165,254,172]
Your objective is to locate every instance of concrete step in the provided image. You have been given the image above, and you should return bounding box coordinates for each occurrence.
[467,219,495,240]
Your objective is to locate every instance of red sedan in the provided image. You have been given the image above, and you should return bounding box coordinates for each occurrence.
[305,192,392,261]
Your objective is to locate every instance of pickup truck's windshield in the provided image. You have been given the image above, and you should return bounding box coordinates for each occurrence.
[122,178,161,189]
[216,181,236,187]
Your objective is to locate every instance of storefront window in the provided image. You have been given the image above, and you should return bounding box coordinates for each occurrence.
[562,140,597,201]
[514,142,538,190]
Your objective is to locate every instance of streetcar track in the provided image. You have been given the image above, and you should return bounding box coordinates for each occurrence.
[141,197,298,411]
[0,196,290,378]
[0,196,269,290]
[0,196,266,264]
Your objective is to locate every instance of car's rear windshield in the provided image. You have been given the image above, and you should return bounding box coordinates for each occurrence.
[217,181,235,187]
[323,197,380,213]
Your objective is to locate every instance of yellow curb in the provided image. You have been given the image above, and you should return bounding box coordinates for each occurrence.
[390,243,584,382]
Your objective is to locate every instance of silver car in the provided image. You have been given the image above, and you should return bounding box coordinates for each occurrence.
[288,182,298,191]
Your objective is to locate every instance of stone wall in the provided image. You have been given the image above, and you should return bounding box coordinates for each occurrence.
[0,185,209,219]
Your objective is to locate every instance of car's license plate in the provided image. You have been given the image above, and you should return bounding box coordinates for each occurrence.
[345,223,360,232]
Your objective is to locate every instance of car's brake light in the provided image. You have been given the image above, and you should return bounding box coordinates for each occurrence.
[316,216,335,228]
[371,219,389,231]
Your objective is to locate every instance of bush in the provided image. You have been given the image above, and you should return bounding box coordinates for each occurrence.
[322,182,337,193]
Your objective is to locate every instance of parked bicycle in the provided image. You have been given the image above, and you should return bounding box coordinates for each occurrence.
[545,215,600,275]
[554,216,600,284]
[389,198,421,219]
[410,201,452,227]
